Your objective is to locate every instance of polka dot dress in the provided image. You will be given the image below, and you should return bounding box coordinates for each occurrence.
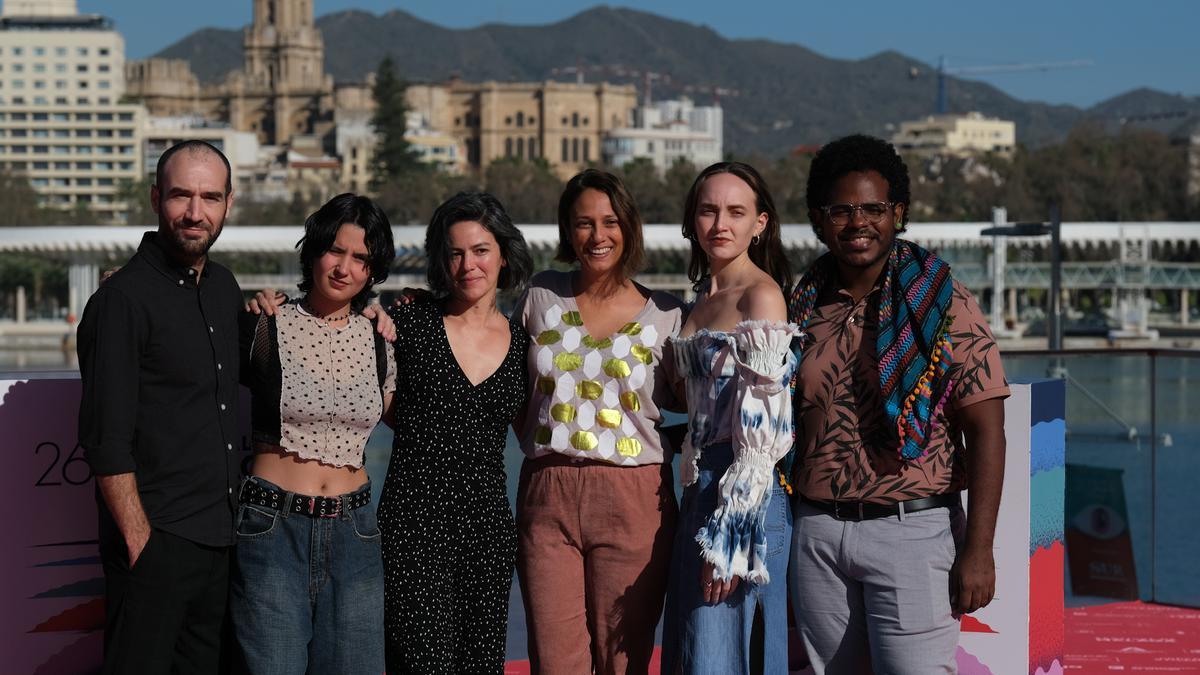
[378,300,530,674]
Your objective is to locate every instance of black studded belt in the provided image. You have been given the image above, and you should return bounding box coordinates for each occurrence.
[800,492,960,521]
[238,479,371,518]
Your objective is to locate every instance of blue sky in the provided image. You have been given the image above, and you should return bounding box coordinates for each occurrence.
[91,0,1197,109]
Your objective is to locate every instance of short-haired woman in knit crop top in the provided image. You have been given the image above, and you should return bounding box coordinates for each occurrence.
[512,170,686,673]
[232,194,397,674]
[661,163,799,674]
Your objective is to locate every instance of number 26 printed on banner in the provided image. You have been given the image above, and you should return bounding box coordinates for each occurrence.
[35,441,93,486]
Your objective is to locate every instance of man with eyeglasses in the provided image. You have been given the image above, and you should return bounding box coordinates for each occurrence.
[785,134,1009,673]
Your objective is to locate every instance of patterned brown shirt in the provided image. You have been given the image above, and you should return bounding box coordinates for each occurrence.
[793,279,1009,503]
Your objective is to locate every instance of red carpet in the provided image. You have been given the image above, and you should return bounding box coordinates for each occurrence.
[502,600,1200,673]
[505,648,662,674]
[1065,601,1200,672]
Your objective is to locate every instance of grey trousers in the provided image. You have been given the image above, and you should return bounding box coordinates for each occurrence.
[789,500,966,674]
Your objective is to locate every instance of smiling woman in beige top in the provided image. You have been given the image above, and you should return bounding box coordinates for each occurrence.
[512,169,686,674]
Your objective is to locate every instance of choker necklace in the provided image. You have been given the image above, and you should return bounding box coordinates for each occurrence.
[301,299,351,324]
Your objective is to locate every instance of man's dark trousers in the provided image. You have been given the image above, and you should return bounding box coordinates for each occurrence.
[99,513,230,675]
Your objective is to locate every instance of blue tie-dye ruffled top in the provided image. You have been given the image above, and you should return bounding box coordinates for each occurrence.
[670,319,799,584]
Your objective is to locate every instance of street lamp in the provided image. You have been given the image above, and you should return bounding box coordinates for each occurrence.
[981,205,1063,350]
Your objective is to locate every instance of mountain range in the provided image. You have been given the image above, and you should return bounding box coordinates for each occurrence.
[155,6,1200,156]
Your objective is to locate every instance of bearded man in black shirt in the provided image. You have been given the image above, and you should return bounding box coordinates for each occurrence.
[78,140,242,674]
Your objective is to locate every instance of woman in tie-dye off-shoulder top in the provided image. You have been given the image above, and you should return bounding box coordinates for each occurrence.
[661,162,799,675]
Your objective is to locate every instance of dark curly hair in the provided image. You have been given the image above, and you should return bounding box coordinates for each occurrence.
[805,134,911,235]
[297,193,395,312]
[682,161,793,293]
[425,191,533,299]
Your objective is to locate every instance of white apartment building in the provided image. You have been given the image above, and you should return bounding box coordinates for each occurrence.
[603,97,723,173]
[0,0,144,222]
[892,112,1016,158]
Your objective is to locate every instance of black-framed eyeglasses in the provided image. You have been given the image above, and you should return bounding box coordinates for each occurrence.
[820,202,895,226]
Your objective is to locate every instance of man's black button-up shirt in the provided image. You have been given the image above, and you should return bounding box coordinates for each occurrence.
[78,232,242,547]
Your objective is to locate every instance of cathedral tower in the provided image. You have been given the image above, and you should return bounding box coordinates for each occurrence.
[244,0,325,93]
[236,0,331,145]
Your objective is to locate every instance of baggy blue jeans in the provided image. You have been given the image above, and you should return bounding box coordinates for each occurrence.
[663,442,794,674]
[229,476,385,675]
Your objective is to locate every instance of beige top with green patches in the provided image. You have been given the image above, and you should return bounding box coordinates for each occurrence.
[513,270,686,466]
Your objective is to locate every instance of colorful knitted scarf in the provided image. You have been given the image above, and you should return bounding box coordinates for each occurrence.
[788,238,955,461]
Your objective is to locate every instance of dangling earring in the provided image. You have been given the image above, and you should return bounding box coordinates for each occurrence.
[752,233,761,245]
[894,205,907,233]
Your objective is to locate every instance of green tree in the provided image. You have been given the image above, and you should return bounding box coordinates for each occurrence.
[614,158,671,223]
[232,194,315,226]
[0,169,52,226]
[375,170,478,225]
[117,177,157,226]
[743,153,810,223]
[369,56,423,189]
[661,159,698,223]
[0,254,67,316]
[483,158,561,223]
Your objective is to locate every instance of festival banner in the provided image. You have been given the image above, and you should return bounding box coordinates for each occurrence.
[958,379,1066,675]
[1065,464,1139,599]
[1,377,255,674]
[0,378,103,674]
[2,376,1066,673]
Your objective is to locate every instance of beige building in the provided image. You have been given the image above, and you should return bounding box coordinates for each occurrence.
[4,0,77,16]
[123,59,203,117]
[126,0,334,149]
[892,112,1016,158]
[126,0,638,188]
[0,1,125,106]
[334,113,372,195]
[0,0,144,222]
[407,79,638,178]
[286,149,341,205]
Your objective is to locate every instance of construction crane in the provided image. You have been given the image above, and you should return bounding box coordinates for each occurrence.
[548,64,738,106]
[923,56,1093,114]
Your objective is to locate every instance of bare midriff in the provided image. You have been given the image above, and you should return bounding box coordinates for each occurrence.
[251,444,368,496]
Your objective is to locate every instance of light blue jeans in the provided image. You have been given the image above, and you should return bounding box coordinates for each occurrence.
[663,442,794,674]
[229,476,385,675]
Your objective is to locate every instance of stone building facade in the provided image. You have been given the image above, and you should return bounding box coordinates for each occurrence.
[406,79,637,178]
[126,0,334,149]
[126,0,639,185]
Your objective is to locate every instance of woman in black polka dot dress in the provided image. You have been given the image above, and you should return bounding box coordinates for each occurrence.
[378,192,534,674]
